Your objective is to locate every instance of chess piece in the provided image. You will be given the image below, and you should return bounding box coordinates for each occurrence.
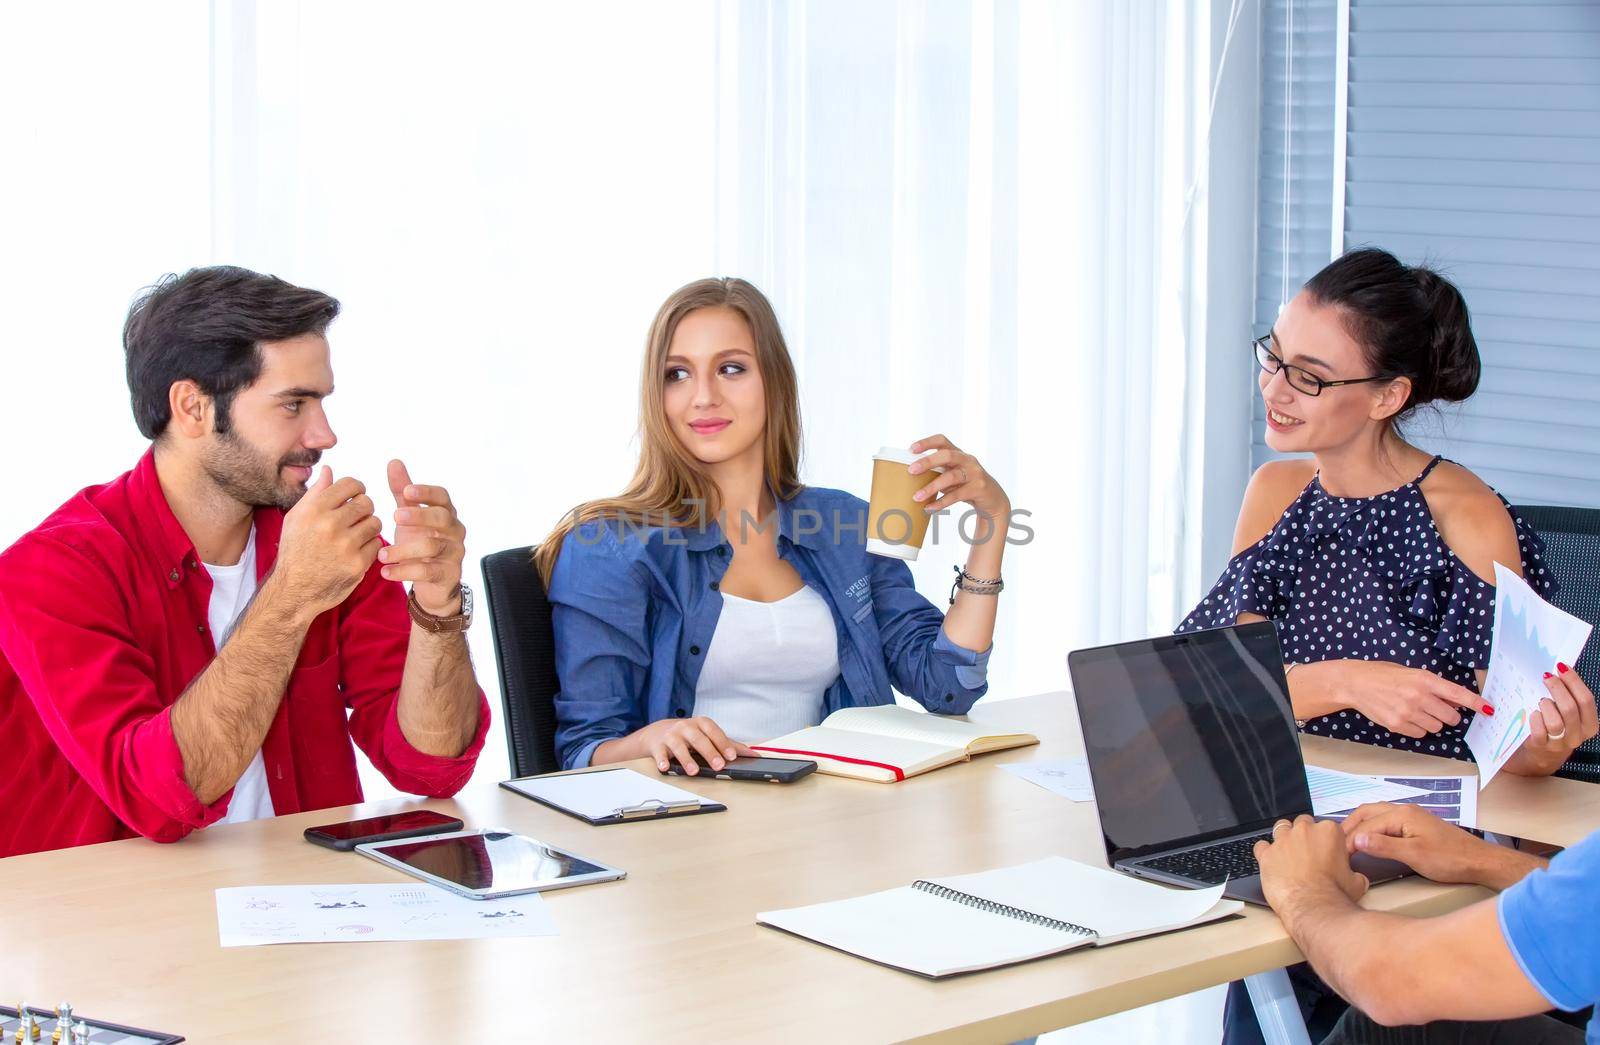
[50,1005,70,1045]
[69,1025,87,1045]
[14,1007,38,1043]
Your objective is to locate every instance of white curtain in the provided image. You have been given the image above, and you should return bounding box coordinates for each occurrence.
[2,0,1214,737]
[714,0,1211,703]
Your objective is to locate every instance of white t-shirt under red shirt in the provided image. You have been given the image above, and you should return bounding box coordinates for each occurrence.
[204,526,276,824]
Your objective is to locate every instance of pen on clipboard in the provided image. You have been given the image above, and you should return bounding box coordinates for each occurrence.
[612,797,704,819]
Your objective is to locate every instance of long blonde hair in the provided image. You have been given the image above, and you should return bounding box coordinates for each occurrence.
[535,277,804,586]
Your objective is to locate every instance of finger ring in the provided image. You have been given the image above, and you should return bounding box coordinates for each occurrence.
[1549,727,1568,741]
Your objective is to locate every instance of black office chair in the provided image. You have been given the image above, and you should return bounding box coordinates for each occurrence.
[480,545,563,778]
[1513,505,1600,783]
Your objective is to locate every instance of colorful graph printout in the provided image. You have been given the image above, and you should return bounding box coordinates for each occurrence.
[1465,564,1592,787]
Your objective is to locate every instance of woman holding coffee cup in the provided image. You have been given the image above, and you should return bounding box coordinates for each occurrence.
[534,277,1012,774]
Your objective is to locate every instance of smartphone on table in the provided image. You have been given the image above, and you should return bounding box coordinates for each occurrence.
[666,756,817,784]
[1467,828,1564,859]
[304,809,466,851]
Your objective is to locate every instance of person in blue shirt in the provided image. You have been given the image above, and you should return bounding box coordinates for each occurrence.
[1255,802,1595,1043]
[534,277,1012,774]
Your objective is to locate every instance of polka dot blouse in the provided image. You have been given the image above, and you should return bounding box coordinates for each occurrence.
[1178,456,1554,761]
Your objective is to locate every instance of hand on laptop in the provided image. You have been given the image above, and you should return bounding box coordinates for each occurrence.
[1255,815,1369,915]
[1343,803,1542,892]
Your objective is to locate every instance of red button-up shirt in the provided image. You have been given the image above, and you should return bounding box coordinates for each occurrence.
[0,450,489,858]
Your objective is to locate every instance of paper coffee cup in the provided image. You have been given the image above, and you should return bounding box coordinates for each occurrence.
[866,446,940,560]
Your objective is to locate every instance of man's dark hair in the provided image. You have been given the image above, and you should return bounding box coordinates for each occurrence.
[123,266,341,439]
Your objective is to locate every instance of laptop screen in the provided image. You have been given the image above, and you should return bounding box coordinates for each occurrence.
[1068,622,1312,861]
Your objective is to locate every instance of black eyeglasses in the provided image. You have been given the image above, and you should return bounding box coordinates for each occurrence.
[1253,336,1386,397]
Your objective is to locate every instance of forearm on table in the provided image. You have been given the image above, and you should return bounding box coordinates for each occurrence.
[396,622,480,757]
[1277,885,1428,1025]
[940,523,1006,652]
[1472,844,1549,891]
[591,735,634,766]
[170,577,310,804]
[1278,886,1549,1027]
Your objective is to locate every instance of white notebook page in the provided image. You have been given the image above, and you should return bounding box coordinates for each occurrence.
[822,705,994,750]
[928,856,1231,941]
[758,726,955,771]
[758,883,1088,977]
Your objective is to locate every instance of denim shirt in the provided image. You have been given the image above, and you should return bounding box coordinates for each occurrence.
[546,485,992,770]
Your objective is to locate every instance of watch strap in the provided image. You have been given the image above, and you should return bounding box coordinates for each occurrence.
[407,584,472,633]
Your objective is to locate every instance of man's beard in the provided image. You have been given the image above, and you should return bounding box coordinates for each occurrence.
[202,431,320,510]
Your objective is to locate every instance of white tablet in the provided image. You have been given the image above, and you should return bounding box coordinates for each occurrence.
[356,828,625,900]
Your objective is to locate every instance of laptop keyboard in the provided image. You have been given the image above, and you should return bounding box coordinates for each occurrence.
[1137,835,1264,884]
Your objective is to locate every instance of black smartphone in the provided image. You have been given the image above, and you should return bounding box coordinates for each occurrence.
[304,809,465,851]
[666,756,817,783]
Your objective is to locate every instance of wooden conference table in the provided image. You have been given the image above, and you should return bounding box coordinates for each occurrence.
[5,692,1600,1044]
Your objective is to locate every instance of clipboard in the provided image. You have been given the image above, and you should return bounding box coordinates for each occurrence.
[499,768,727,826]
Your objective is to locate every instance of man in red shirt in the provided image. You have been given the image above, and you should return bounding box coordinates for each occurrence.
[0,266,489,857]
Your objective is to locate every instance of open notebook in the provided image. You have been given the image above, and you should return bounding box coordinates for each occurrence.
[758,856,1242,978]
[750,705,1038,782]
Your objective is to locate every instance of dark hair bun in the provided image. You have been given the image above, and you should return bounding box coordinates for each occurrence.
[1304,248,1482,421]
[1411,267,1480,403]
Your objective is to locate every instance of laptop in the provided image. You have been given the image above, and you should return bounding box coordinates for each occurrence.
[1067,621,1410,906]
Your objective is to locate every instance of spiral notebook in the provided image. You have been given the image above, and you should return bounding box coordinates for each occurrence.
[757,856,1242,978]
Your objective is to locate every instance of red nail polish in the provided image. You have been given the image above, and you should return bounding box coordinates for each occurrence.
[1482,705,1495,717]
[1558,662,1571,675]
[1544,672,1554,680]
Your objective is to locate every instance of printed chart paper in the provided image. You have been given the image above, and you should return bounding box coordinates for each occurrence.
[1380,775,1478,829]
[1305,766,1430,816]
[1465,564,1592,787]
[216,883,557,947]
[1314,775,1478,829]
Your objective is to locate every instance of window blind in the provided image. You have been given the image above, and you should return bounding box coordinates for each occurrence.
[1341,0,1600,508]
[1250,0,1338,471]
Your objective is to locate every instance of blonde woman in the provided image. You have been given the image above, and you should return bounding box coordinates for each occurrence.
[537,278,1011,773]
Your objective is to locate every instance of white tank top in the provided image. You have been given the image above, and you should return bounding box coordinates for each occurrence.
[691,586,842,745]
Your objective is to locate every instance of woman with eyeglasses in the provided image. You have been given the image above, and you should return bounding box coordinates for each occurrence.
[1181,248,1594,774]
